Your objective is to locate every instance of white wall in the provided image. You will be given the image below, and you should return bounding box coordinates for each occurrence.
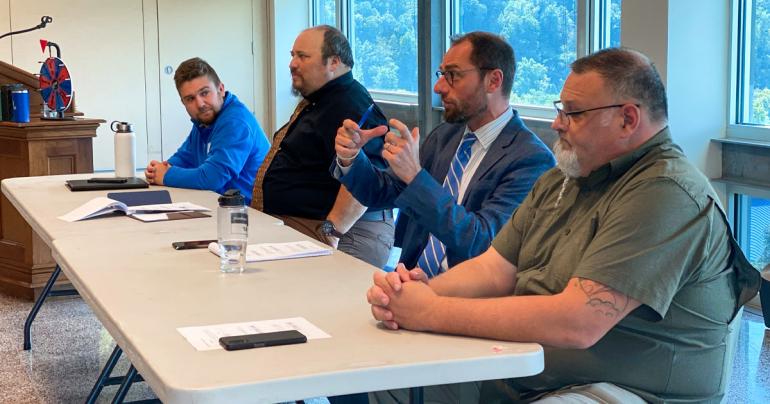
[622,0,669,84]
[667,0,728,181]
[269,0,310,134]
[0,0,10,61]
[622,0,728,199]
[2,1,149,171]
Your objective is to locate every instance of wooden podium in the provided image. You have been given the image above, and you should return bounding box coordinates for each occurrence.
[0,60,103,299]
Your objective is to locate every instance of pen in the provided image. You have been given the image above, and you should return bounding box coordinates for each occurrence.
[357,103,376,128]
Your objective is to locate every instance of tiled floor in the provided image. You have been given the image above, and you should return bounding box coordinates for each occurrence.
[1,292,769,403]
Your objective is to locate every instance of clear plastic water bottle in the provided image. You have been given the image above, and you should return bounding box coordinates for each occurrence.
[217,189,248,273]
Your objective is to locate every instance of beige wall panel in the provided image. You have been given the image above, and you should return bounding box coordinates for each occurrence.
[157,0,255,159]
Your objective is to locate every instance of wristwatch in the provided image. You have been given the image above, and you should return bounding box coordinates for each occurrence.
[318,220,344,239]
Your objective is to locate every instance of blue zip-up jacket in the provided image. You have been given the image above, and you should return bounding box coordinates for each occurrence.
[164,92,268,204]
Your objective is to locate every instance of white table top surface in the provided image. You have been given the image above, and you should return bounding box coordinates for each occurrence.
[1,174,282,247]
[5,174,543,403]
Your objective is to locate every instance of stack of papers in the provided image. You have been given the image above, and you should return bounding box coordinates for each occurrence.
[58,197,210,222]
[207,240,332,262]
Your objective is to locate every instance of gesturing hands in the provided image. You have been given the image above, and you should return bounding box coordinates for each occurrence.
[366,263,437,331]
[335,120,388,166]
[144,160,170,185]
[335,118,423,184]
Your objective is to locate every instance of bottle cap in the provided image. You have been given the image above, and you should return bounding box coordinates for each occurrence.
[111,121,134,133]
[218,189,245,207]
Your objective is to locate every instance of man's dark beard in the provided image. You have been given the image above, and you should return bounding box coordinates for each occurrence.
[444,101,488,124]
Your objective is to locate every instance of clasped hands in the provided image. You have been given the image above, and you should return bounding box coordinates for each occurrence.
[144,160,171,185]
[335,118,422,184]
[366,264,438,331]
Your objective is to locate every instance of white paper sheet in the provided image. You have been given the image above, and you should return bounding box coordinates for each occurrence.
[177,317,331,351]
[208,241,332,262]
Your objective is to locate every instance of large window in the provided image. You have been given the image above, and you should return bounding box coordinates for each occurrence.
[735,194,770,270]
[313,0,621,110]
[738,0,770,126]
[349,1,418,95]
[452,0,621,110]
[314,0,337,26]
[731,0,770,140]
[454,0,577,107]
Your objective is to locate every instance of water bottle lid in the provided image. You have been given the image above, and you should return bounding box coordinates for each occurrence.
[218,189,245,207]
[3,83,25,91]
[111,121,134,133]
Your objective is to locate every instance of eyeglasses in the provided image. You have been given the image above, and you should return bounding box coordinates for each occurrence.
[435,67,495,87]
[553,101,640,127]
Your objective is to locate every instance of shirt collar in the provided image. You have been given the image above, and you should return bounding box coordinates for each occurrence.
[578,126,672,189]
[464,106,513,150]
[305,71,354,103]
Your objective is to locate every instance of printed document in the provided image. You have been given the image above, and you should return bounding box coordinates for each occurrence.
[207,240,332,262]
[177,317,331,351]
[58,197,209,222]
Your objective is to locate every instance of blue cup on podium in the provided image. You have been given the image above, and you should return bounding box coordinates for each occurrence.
[11,88,30,123]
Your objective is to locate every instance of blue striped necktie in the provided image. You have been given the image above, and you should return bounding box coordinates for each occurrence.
[417,132,477,277]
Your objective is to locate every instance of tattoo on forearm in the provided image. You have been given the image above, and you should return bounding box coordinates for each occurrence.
[576,278,628,318]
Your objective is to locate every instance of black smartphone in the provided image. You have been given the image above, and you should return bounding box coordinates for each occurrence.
[172,240,217,250]
[87,177,128,183]
[219,330,307,351]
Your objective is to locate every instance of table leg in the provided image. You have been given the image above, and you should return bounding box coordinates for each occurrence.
[760,277,770,328]
[86,345,123,404]
[23,264,61,350]
[112,364,138,404]
[409,387,424,404]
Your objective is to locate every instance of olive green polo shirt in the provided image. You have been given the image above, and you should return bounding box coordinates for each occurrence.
[492,128,759,403]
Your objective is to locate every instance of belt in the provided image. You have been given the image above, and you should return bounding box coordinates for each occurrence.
[359,209,394,221]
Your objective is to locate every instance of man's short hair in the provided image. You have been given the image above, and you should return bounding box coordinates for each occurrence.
[174,57,222,91]
[311,25,354,68]
[571,48,668,124]
[450,32,516,97]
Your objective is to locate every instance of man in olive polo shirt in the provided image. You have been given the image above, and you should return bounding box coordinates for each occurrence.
[365,48,760,403]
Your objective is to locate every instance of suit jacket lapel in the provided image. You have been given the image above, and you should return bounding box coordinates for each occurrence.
[461,114,522,203]
[432,126,465,185]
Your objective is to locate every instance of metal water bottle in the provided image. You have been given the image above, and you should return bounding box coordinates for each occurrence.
[111,121,136,178]
[218,189,248,273]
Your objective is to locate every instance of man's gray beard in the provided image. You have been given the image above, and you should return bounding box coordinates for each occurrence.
[553,139,582,178]
[291,86,301,97]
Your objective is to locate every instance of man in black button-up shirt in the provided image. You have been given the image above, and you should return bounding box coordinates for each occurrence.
[256,25,394,269]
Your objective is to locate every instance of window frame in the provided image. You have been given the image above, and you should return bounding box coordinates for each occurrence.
[726,182,770,269]
[728,0,770,142]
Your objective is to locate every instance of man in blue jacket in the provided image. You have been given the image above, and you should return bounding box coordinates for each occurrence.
[333,32,555,277]
[144,57,269,204]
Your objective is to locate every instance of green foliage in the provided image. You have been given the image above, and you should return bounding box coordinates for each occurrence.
[752,87,770,125]
[350,0,418,93]
[751,0,770,125]
[337,0,621,105]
